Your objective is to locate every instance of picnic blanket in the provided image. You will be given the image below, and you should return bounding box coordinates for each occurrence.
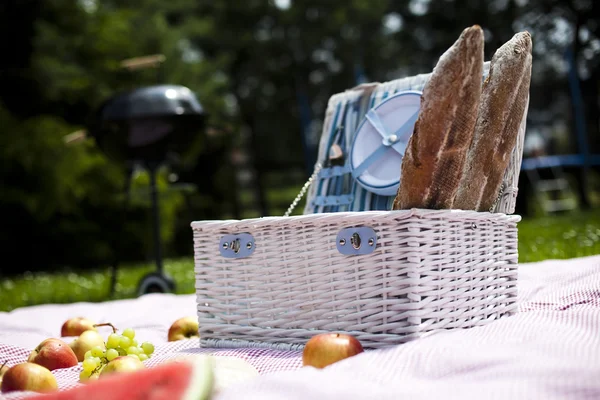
[1,254,599,399]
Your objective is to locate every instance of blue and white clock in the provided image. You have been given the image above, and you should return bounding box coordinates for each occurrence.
[349,90,422,196]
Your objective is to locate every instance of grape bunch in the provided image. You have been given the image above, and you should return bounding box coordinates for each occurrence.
[80,328,155,382]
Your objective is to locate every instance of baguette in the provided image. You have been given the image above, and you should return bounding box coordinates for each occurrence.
[392,25,484,210]
[453,31,533,211]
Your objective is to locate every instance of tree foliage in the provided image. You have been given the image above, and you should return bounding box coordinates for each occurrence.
[0,0,597,271]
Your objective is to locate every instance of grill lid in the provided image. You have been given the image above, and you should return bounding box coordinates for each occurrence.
[90,84,206,166]
[98,84,205,120]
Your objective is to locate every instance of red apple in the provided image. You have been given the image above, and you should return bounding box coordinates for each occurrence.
[99,356,145,378]
[302,332,364,369]
[168,316,199,342]
[69,330,106,362]
[0,361,8,388]
[28,338,78,371]
[0,362,58,393]
[61,317,96,337]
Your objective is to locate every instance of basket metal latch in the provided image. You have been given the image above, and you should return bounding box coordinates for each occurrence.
[219,233,255,259]
[336,226,377,256]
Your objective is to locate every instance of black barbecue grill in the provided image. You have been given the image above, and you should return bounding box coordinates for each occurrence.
[63,55,208,296]
[85,80,207,296]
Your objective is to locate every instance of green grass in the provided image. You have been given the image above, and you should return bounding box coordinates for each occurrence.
[517,207,600,262]
[1,208,599,313]
[0,259,195,312]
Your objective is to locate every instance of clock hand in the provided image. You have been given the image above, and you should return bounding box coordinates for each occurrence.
[351,109,419,179]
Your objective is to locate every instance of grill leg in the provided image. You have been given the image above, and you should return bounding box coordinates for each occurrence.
[136,165,175,296]
[149,166,164,273]
[109,166,133,298]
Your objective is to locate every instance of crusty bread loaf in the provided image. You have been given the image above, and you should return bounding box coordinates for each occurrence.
[453,31,533,212]
[392,25,484,210]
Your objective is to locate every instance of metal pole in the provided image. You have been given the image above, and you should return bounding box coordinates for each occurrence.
[149,165,164,273]
[108,165,133,298]
[565,47,591,209]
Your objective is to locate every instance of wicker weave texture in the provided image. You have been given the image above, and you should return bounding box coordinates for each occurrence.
[193,209,520,350]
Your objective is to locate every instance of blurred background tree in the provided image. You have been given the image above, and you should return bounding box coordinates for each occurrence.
[0,0,598,273]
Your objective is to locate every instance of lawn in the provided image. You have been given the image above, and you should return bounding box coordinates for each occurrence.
[518,207,600,262]
[1,208,599,312]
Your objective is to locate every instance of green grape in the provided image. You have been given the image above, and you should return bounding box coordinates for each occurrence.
[141,342,154,355]
[127,353,140,361]
[131,339,138,348]
[122,328,135,340]
[106,334,121,349]
[82,358,97,372]
[106,348,119,361]
[92,357,102,366]
[126,346,141,355]
[117,347,127,356]
[84,350,92,360]
[91,346,105,358]
[138,353,148,362]
[79,370,90,382]
[119,336,131,349]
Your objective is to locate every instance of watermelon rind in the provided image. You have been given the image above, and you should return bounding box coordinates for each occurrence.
[172,355,260,395]
[182,355,215,400]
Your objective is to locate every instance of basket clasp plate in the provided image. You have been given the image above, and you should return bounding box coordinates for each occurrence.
[219,233,255,258]
[336,226,377,255]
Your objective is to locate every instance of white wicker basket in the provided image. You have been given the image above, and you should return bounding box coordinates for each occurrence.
[193,209,520,350]
[192,64,528,351]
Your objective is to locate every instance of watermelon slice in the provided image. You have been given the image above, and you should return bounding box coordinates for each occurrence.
[28,355,214,400]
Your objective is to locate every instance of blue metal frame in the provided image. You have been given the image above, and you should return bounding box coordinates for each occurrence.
[521,154,600,171]
[521,48,598,173]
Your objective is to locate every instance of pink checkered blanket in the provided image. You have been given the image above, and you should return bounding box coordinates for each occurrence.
[1,255,599,399]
